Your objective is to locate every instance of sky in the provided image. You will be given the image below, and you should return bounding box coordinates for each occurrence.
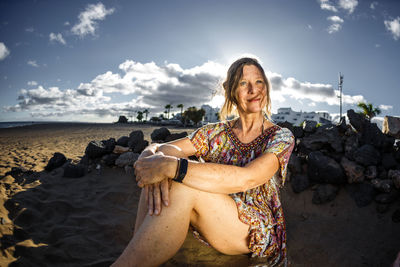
[0,0,399,124]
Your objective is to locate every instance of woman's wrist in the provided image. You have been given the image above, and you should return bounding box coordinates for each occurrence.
[139,144,160,159]
[164,155,179,179]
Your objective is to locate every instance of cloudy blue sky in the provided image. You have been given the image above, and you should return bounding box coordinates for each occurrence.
[0,0,399,123]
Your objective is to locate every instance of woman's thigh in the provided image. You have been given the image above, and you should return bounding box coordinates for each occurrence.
[187,187,251,255]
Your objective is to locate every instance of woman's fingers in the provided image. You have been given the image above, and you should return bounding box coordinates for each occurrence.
[153,183,162,215]
[144,185,149,203]
[147,184,154,215]
[160,179,169,206]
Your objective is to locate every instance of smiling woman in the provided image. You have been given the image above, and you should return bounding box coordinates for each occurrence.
[112,57,295,267]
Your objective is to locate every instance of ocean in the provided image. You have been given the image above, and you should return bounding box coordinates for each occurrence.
[0,121,40,129]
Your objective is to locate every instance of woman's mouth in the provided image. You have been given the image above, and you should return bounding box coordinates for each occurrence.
[248,98,260,102]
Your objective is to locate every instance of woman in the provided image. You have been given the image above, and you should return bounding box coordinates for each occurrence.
[112,57,295,267]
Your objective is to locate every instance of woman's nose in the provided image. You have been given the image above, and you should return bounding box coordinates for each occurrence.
[248,83,255,93]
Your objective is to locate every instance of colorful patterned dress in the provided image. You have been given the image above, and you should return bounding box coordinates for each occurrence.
[188,120,295,266]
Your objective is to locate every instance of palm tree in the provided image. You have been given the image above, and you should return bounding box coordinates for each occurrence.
[357,102,381,121]
[136,111,143,122]
[143,109,149,121]
[165,104,172,119]
[177,104,184,118]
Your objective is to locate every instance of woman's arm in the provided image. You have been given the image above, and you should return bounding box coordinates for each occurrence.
[139,138,195,158]
[135,151,280,194]
[184,152,279,193]
[135,138,196,215]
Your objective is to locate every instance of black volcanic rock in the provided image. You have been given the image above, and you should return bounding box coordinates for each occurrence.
[132,140,149,154]
[288,154,302,175]
[102,138,116,153]
[344,134,359,161]
[63,163,85,178]
[101,153,119,166]
[347,109,386,149]
[300,126,343,153]
[375,191,400,204]
[165,132,188,142]
[128,131,144,149]
[292,126,304,139]
[346,182,376,207]
[381,153,397,170]
[151,127,171,142]
[312,184,339,204]
[340,157,365,184]
[347,109,367,132]
[353,144,380,166]
[291,174,310,193]
[45,152,67,171]
[85,138,116,159]
[361,123,386,149]
[302,120,317,133]
[117,116,128,123]
[307,151,346,184]
[116,136,129,147]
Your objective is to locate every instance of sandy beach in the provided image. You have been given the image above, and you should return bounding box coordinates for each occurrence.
[0,123,399,266]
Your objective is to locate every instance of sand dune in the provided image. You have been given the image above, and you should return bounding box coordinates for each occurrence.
[0,123,399,266]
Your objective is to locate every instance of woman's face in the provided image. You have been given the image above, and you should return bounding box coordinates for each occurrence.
[236,64,267,114]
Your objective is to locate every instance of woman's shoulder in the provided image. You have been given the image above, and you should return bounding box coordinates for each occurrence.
[267,123,294,142]
[191,121,228,138]
[196,121,227,132]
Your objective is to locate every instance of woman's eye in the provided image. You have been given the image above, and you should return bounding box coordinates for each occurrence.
[256,80,264,84]
[240,81,247,86]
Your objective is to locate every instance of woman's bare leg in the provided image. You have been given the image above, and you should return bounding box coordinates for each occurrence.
[133,187,148,235]
[113,182,250,267]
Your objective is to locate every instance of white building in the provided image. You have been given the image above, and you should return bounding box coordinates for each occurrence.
[271,107,332,126]
[201,104,220,123]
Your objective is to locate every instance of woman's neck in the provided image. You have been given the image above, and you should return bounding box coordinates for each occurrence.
[235,112,265,136]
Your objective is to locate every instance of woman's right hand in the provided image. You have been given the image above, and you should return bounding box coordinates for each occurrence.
[137,144,171,215]
[144,178,171,215]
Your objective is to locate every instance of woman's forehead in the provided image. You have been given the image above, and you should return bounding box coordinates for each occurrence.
[241,65,263,78]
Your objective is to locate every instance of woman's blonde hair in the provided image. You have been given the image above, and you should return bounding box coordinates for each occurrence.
[219,57,271,120]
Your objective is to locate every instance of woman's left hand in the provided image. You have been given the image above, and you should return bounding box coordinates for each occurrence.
[134,153,177,187]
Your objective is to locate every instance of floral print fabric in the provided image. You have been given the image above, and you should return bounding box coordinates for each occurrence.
[188,121,294,265]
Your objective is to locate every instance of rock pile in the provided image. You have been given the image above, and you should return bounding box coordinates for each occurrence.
[285,109,400,219]
[45,127,188,178]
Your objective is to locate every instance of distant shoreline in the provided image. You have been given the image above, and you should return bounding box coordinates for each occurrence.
[0,121,198,129]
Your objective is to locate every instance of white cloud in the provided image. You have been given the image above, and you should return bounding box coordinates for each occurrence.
[49,32,66,45]
[3,59,374,120]
[27,81,38,86]
[326,16,344,34]
[64,21,70,26]
[370,2,378,10]
[265,71,366,107]
[25,27,34,32]
[27,60,39,67]
[379,104,393,111]
[375,44,381,48]
[338,0,358,14]
[0,42,10,60]
[319,0,338,12]
[328,16,344,23]
[5,85,110,113]
[327,23,342,34]
[307,24,313,30]
[71,3,115,37]
[384,17,400,40]
[308,102,317,107]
